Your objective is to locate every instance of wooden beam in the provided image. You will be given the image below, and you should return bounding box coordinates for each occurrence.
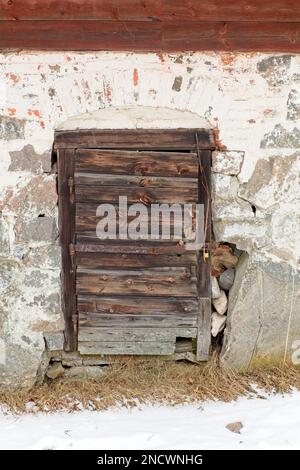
[1,1,300,22]
[0,19,300,52]
[196,149,212,361]
[55,129,214,150]
[57,148,77,351]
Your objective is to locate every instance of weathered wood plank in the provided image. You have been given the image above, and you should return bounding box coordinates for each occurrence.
[198,149,212,298]
[58,148,77,351]
[77,295,198,316]
[76,252,197,269]
[1,1,300,22]
[75,240,188,255]
[75,202,195,239]
[1,20,300,53]
[163,21,300,53]
[75,173,198,189]
[76,267,197,297]
[75,149,198,178]
[175,339,193,353]
[196,149,212,361]
[78,327,197,342]
[78,340,175,355]
[75,184,198,204]
[196,298,212,361]
[55,129,212,150]
[79,313,197,328]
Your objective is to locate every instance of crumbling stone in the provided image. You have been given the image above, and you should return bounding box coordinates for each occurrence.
[46,362,65,380]
[23,245,61,270]
[0,116,25,140]
[213,219,267,252]
[257,55,291,86]
[9,145,52,173]
[287,89,300,121]
[44,331,64,351]
[15,216,58,243]
[212,174,239,200]
[63,366,106,380]
[239,153,300,210]
[0,217,10,257]
[212,151,244,176]
[261,124,300,149]
[1,174,57,216]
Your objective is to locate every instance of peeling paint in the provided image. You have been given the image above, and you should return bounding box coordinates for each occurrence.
[261,124,300,148]
[133,68,139,86]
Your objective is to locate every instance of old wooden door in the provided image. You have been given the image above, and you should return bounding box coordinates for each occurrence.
[55,129,214,360]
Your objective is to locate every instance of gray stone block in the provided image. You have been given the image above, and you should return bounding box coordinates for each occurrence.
[44,331,64,351]
[9,145,52,173]
[219,268,235,291]
[221,253,300,369]
[15,217,58,243]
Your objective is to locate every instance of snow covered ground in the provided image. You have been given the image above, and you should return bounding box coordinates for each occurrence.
[1,391,300,450]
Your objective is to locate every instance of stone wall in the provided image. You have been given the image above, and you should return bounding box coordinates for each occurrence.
[0,51,300,387]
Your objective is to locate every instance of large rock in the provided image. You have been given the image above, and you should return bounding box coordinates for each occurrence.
[0,258,62,389]
[221,252,300,369]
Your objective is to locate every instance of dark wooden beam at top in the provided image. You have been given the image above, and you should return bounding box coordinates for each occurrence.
[0,19,300,53]
[1,0,300,22]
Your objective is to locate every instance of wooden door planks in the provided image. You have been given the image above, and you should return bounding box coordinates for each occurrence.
[77,295,199,316]
[78,341,175,355]
[78,326,196,356]
[75,183,198,204]
[75,149,199,178]
[57,129,213,358]
[79,313,198,329]
[78,327,197,342]
[76,267,198,297]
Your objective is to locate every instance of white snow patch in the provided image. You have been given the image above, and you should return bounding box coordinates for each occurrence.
[1,391,300,450]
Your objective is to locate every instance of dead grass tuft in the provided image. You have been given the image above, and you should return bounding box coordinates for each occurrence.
[1,356,300,414]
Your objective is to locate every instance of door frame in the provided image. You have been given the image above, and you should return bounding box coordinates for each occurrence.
[55,128,215,359]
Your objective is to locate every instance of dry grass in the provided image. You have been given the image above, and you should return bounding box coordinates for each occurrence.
[1,356,300,414]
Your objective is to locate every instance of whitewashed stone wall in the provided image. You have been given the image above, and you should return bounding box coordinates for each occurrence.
[0,51,300,387]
